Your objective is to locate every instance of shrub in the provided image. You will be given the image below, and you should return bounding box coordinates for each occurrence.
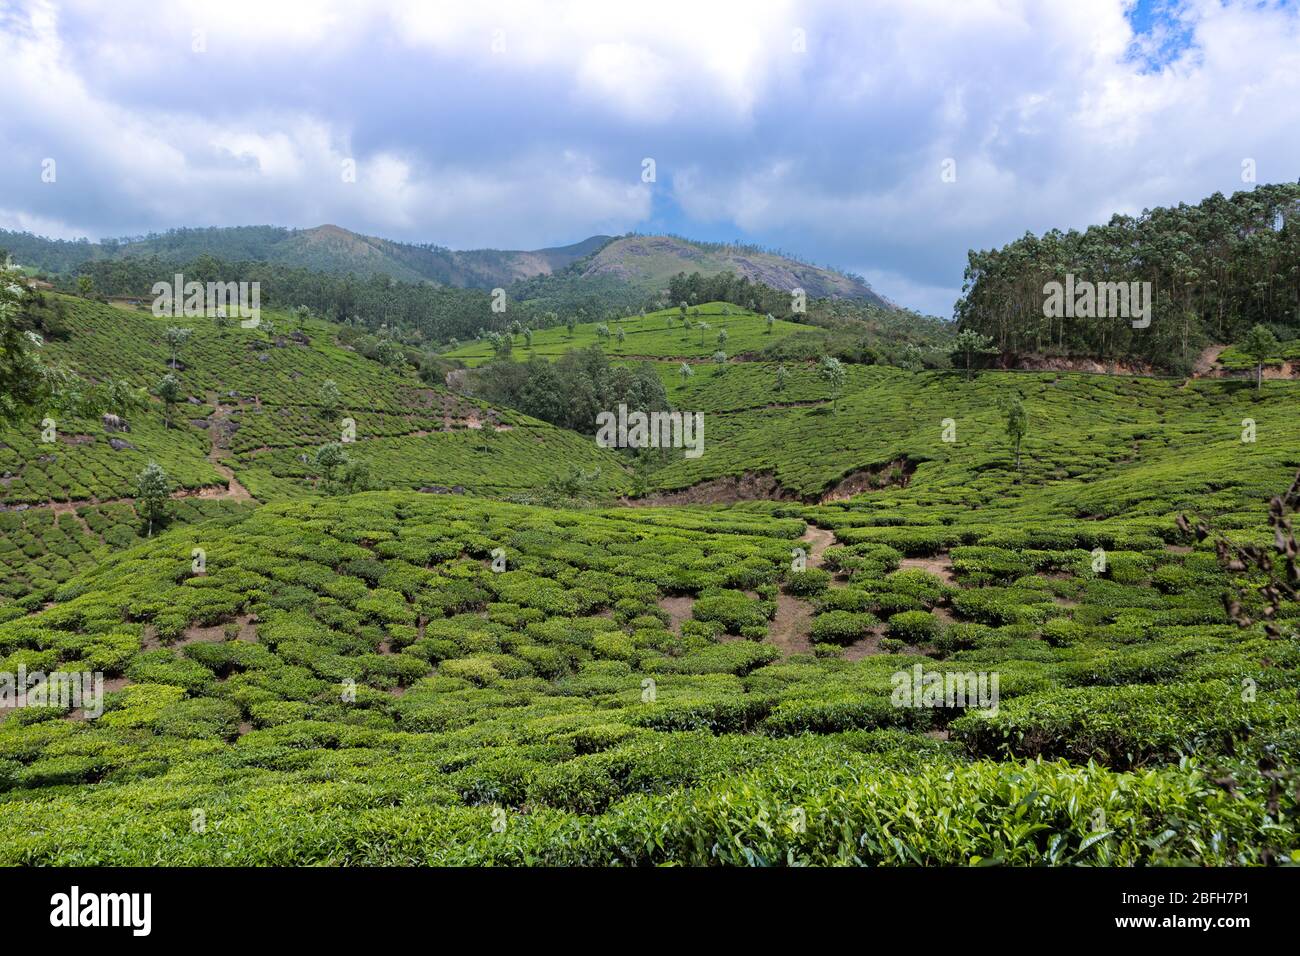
[887,610,937,642]
[782,568,832,597]
[809,611,877,645]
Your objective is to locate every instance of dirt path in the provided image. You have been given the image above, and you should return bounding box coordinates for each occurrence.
[898,553,957,585]
[207,458,253,500]
[1192,344,1228,377]
[766,523,838,657]
[48,500,94,536]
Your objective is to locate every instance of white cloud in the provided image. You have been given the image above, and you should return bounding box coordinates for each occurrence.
[0,0,1296,311]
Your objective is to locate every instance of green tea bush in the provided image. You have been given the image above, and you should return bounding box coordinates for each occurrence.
[809,611,877,646]
[887,610,938,642]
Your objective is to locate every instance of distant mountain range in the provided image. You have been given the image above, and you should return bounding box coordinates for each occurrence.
[0,224,891,306]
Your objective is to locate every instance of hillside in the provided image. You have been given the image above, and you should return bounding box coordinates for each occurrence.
[1,371,1297,862]
[0,293,630,599]
[442,301,809,366]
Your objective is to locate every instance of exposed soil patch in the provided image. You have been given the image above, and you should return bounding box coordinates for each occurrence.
[175,623,229,648]
[1001,353,1158,376]
[898,553,957,585]
[657,596,694,635]
[799,524,836,563]
[819,459,916,502]
[140,624,160,651]
[768,594,813,656]
[627,459,915,507]
[1192,344,1228,377]
[630,471,799,506]
[234,614,258,642]
[842,630,883,661]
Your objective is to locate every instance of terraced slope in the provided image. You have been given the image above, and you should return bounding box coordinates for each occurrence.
[643,366,1300,502]
[0,295,630,600]
[442,302,808,366]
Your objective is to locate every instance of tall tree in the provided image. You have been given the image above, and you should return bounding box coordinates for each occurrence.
[134,462,172,537]
[819,355,845,412]
[951,328,998,381]
[156,372,180,428]
[1000,394,1028,472]
[1240,324,1279,393]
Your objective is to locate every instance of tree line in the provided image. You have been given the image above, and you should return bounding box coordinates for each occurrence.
[955,183,1300,372]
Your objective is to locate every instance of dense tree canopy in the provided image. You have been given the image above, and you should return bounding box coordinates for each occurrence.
[955,183,1300,372]
[469,347,669,434]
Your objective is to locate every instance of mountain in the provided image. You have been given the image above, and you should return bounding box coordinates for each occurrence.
[576,235,890,306]
[1,226,889,305]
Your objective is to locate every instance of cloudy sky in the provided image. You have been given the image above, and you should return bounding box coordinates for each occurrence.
[1,0,1298,315]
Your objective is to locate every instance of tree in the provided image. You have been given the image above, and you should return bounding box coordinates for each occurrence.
[134,462,171,537]
[295,305,310,329]
[899,343,924,371]
[717,328,728,348]
[951,328,999,381]
[595,323,610,341]
[679,362,693,383]
[697,321,710,347]
[104,379,147,417]
[1000,393,1028,472]
[616,327,626,344]
[712,350,727,369]
[163,326,191,369]
[766,313,775,334]
[339,456,371,495]
[775,364,788,392]
[375,337,404,367]
[315,442,347,486]
[213,312,230,335]
[566,317,576,338]
[1239,324,1279,393]
[156,373,181,428]
[523,328,533,349]
[76,274,94,297]
[1,259,125,425]
[318,379,342,418]
[679,301,688,322]
[819,355,845,412]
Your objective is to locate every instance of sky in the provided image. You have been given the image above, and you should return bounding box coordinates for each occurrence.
[0,0,1297,317]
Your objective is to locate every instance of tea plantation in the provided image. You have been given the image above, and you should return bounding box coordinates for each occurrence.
[0,293,1296,866]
